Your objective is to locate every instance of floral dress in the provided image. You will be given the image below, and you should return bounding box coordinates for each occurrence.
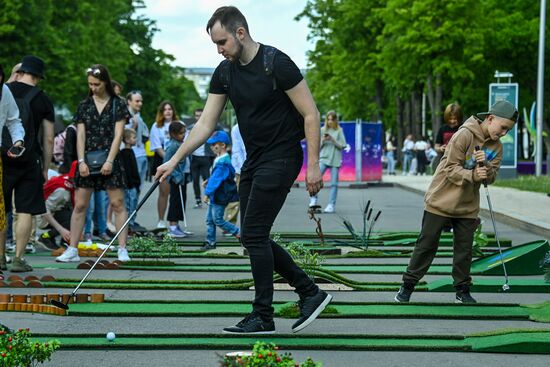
[73,96,129,190]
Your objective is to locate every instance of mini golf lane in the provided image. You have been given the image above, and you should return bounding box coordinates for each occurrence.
[31,240,548,275]
[32,330,550,354]
[64,301,550,322]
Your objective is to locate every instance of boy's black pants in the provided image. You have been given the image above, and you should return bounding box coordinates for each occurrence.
[403,211,478,288]
[239,157,318,320]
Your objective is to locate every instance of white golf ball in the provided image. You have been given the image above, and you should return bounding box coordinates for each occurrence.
[106,332,116,341]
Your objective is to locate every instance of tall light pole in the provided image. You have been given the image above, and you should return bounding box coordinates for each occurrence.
[536,0,546,176]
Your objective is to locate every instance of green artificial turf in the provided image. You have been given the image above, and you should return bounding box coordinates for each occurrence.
[65,301,534,321]
[30,330,550,353]
[31,334,468,351]
[428,278,550,293]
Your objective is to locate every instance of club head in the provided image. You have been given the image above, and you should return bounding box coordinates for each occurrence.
[50,299,69,310]
[502,283,510,292]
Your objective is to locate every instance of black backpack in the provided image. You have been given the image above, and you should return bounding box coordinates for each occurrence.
[219,45,278,92]
[1,84,41,162]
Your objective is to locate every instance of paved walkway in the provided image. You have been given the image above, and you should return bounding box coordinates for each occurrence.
[382,174,550,238]
[1,176,548,367]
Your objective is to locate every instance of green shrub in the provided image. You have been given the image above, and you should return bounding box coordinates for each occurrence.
[128,235,156,262]
[0,327,60,367]
[281,241,325,282]
[220,341,321,366]
[472,221,489,257]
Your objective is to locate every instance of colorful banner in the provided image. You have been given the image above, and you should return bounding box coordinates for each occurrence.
[297,121,383,182]
[361,122,383,181]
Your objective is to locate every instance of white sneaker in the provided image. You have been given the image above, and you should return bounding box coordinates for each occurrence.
[25,243,36,254]
[5,242,15,253]
[309,197,318,207]
[106,222,117,233]
[182,229,194,236]
[117,247,131,262]
[323,204,335,213]
[56,247,80,263]
[156,220,167,230]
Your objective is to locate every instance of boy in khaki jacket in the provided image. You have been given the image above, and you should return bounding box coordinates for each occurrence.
[395,100,518,303]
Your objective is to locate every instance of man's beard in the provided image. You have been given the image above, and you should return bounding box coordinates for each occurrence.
[230,38,244,63]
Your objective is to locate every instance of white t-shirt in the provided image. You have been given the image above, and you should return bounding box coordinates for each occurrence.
[149,122,171,152]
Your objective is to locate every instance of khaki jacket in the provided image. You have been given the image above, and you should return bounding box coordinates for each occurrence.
[424,116,502,218]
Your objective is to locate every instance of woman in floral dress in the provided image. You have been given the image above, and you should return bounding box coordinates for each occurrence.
[56,64,131,263]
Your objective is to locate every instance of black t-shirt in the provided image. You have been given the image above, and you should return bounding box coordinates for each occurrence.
[8,81,55,157]
[436,125,459,146]
[209,44,304,169]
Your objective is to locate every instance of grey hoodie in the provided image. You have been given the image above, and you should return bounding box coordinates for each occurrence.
[424,116,502,218]
[0,84,25,147]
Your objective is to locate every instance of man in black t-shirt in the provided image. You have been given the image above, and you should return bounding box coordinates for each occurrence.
[156,6,331,334]
[0,55,55,273]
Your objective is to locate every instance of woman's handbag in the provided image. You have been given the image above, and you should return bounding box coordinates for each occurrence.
[85,149,109,176]
[84,98,117,176]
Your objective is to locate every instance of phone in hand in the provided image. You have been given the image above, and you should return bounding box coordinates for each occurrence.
[8,145,25,158]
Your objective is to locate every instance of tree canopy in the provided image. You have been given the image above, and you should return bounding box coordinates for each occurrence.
[298,0,548,150]
[0,0,201,123]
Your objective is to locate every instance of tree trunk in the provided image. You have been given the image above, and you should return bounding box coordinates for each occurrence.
[396,95,404,160]
[374,79,384,122]
[434,73,443,136]
[426,75,436,136]
[404,98,411,137]
[411,88,422,138]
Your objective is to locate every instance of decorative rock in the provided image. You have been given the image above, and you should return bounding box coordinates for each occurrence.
[27,280,43,288]
[9,280,25,288]
[0,280,6,287]
[24,275,39,281]
[105,263,119,270]
[0,294,10,302]
[7,275,22,282]
[41,275,56,282]
[77,263,92,269]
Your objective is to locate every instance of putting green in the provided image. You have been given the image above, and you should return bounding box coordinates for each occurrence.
[64,301,540,321]
[31,330,550,354]
[429,278,550,293]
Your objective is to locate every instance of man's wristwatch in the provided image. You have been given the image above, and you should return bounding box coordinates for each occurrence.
[78,158,85,165]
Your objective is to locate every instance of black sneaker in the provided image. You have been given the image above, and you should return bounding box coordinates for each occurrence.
[291,289,333,333]
[194,201,202,209]
[223,312,275,334]
[36,233,60,251]
[201,242,216,251]
[394,283,415,303]
[455,287,477,303]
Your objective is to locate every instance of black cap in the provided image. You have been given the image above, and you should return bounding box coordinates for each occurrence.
[18,55,45,79]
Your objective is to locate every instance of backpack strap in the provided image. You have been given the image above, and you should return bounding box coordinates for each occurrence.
[219,60,231,93]
[263,45,277,90]
[23,86,42,105]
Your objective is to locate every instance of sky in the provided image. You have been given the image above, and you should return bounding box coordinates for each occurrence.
[137,0,313,69]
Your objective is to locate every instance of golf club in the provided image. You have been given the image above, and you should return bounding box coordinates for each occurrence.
[475,146,510,291]
[50,180,160,310]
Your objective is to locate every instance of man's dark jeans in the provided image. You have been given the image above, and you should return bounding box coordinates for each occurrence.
[239,158,318,320]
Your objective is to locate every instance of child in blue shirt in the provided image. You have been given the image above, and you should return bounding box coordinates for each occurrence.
[202,130,240,250]
[164,121,192,238]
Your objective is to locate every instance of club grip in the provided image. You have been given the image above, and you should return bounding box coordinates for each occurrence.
[474,146,488,187]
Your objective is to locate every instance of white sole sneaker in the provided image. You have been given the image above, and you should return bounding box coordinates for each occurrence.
[292,293,333,333]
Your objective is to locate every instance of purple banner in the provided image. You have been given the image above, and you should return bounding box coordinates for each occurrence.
[361,122,383,181]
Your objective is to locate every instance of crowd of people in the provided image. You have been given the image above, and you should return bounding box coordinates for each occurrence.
[0,55,247,269]
[385,103,464,176]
